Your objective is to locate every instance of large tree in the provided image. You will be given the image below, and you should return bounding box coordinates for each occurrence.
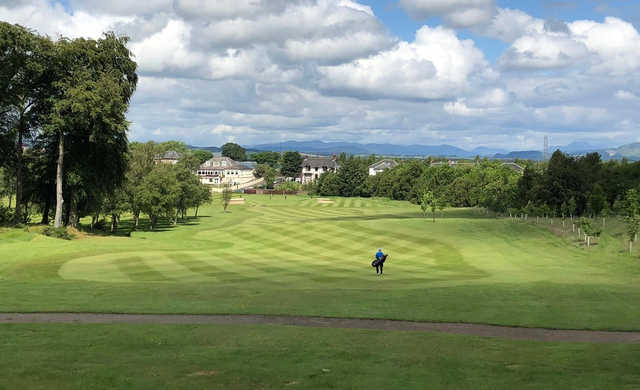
[221,142,247,161]
[0,22,54,223]
[48,33,137,227]
[280,151,304,178]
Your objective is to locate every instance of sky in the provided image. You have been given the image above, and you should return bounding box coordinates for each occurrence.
[2,0,640,150]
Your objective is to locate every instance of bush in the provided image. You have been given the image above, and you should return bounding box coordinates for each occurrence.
[0,206,13,225]
[42,226,75,240]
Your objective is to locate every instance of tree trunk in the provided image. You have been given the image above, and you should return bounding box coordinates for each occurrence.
[111,214,118,232]
[69,197,78,228]
[133,211,140,230]
[195,205,199,217]
[54,134,65,228]
[630,240,633,255]
[41,195,51,225]
[13,127,24,224]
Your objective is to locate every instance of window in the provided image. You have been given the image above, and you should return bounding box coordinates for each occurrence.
[209,179,213,183]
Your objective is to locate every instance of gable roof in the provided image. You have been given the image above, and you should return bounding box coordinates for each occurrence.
[501,162,524,173]
[302,157,338,168]
[369,159,398,170]
[199,156,253,171]
[155,150,182,160]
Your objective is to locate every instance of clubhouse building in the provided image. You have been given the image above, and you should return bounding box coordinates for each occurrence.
[197,157,255,186]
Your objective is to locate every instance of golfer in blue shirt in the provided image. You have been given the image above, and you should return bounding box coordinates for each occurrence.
[374,248,386,275]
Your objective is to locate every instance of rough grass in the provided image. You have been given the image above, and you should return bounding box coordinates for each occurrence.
[1,323,640,389]
[1,195,640,330]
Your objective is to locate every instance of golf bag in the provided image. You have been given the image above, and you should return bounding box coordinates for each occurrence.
[371,254,387,267]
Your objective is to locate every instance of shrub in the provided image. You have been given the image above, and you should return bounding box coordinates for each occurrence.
[0,206,13,225]
[42,226,75,240]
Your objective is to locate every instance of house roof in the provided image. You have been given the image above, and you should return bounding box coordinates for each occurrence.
[501,162,524,173]
[369,159,398,170]
[155,150,182,160]
[199,156,253,171]
[302,157,338,168]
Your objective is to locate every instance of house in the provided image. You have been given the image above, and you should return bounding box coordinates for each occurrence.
[154,150,182,165]
[430,160,475,168]
[300,156,339,184]
[368,159,398,176]
[501,162,524,174]
[197,157,255,186]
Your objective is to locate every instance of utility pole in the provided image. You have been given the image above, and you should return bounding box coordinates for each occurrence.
[544,136,549,160]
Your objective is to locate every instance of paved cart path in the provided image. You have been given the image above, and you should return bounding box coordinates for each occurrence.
[2,313,640,344]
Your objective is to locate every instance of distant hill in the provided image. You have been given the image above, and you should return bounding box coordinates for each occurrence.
[609,143,640,160]
[186,140,640,161]
[187,145,221,153]
[250,140,479,157]
[494,151,544,160]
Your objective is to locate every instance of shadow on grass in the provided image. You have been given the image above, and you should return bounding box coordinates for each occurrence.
[78,215,209,238]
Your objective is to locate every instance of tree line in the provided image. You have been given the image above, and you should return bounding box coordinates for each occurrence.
[0,22,137,228]
[310,151,640,219]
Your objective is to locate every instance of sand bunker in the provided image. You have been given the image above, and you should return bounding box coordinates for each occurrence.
[229,198,245,205]
[317,198,334,204]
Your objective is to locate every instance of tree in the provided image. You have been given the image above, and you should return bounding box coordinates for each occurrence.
[280,151,304,178]
[337,157,367,197]
[48,33,137,228]
[254,164,275,189]
[221,143,246,161]
[624,189,640,218]
[102,187,129,233]
[194,185,211,217]
[421,190,444,222]
[251,151,280,167]
[568,197,577,219]
[588,184,607,217]
[221,183,233,212]
[0,23,54,223]
[191,149,213,164]
[318,172,342,196]
[137,164,180,230]
[624,216,640,255]
[126,142,157,229]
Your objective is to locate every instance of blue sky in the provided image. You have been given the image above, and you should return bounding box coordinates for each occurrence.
[3,0,640,149]
[364,0,640,61]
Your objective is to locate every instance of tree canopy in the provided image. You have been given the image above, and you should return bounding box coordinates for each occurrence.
[221,143,247,161]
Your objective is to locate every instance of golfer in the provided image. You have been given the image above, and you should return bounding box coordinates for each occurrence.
[374,248,386,275]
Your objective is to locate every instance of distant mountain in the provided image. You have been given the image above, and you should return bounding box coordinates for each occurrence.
[250,140,479,157]
[187,140,639,161]
[610,143,640,160]
[471,146,508,156]
[493,151,544,160]
[187,145,221,153]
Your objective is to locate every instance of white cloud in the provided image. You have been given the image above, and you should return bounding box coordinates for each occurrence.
[398,0,496,27]
[481,8,544,42]
[493,13,640,75]
[318,25,488,100]
[615,90,639,100]
[3,0,640,149]
[129,20,206,75]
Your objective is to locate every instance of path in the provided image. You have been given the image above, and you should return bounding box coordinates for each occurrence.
[2,313,640,344]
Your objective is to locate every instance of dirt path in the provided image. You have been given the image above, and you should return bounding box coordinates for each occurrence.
[1,313,639,344]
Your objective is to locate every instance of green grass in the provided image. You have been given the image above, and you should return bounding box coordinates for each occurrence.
[2,195,640,330]
[1,323,640,389]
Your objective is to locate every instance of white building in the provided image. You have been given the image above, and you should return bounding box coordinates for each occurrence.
[368,159,398,176]
[154,150,182,165]
[300,156,339,184]
[197,157,255,186]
